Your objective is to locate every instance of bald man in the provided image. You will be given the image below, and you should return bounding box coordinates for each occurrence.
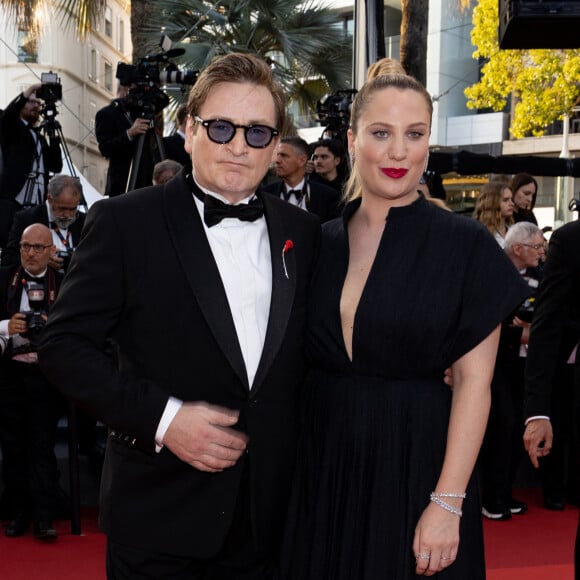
[0,223,65,540]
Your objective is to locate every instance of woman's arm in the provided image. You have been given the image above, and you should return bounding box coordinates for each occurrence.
[413,325,499,576]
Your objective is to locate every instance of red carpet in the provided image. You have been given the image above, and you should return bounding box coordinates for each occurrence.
[485,488,576,580]
[0,490,575,579]
[0,508,105,580]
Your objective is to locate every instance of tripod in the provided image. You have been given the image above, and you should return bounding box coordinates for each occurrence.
[37,105,88,211]
[126,118,166,192]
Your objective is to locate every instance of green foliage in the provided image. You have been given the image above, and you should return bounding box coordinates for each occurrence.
[465,0,580,138]
[138,0,352,119]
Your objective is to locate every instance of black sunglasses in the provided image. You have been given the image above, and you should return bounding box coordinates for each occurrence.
[194,116,279,148]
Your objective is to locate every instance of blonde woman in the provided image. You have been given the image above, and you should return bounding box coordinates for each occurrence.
[473,179,515,248]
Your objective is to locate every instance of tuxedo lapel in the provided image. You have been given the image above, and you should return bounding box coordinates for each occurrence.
[252,193,296,392]
[162,175,249,390]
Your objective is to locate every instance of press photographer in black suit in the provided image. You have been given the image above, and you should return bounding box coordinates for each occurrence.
[2,174,85,271]
[95,82,161,197]
[0,223,64,541]
[162,103,190,167]
[0,84,63,247]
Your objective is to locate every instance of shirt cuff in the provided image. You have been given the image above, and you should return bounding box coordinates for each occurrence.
[525,415,550,425]
[154,397,183,453]
[0,319,10,338]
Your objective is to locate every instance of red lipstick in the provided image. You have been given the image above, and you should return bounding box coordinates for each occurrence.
[382,168,408,179]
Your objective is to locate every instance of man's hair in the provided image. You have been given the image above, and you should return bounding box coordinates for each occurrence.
[281,136,309,158]
[47,174,82,199]
[312,138,344,160]
[504,221,543,253]
[153,159,183,184]
[176,103,188,127]
[186,53,288,133]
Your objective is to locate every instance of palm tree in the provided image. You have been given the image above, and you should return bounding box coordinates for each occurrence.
[134,0,352,123]
[400,0,429,84]
[0,0,105,38]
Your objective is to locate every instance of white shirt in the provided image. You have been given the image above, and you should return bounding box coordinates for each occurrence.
[155,177,272,448]
[46,201,74,252]
[283,178,307,211]
[0,267,48,361]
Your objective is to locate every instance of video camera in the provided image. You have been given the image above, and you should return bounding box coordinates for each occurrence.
[37,71,62,104]
[316,89,357,138]
[116,35,198,119]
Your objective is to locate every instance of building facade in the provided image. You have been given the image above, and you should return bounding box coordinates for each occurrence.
[0,1,131,198]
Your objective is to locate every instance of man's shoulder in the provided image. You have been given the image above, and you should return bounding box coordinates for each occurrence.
[262,180,282,195]
[13,204,47,226]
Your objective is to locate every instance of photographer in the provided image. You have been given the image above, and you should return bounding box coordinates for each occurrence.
[95,82,162,197]
[0,84,63,248]
[2,174,85,271]
[480,222,545,521]
[0,223,64,541]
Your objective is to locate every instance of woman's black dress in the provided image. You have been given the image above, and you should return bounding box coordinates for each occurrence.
[279,196,529,579]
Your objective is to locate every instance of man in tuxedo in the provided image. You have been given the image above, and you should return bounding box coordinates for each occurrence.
[263,136,340,222]
[0,223,64,540]
[39,53,319,578]
[163,103,190,167]
[523,220,580,576]
[2,174,85,270]
[0,84,63,247]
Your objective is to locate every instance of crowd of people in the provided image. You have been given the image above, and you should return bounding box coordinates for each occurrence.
[0,52,578,580]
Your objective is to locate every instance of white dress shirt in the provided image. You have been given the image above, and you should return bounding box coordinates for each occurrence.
[155,177,272,448]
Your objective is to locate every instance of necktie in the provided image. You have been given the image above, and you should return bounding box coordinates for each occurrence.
[203,194,264,228]
[283,189,303,202]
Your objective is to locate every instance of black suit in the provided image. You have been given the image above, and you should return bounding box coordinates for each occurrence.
[263,179,340,223]
[38,171,320,561]
[95,99,157,197]
[1,203,85,267]
[524,221,580,576]
[0,93,62,246]
[0,265,64,521]
[162,132,190,166]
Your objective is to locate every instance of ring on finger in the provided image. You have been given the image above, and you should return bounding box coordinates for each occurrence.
[440,556,451,561]
[416,553,431,560]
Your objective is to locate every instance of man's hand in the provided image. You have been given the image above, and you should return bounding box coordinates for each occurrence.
[8,312,28,336]
[163,402,249,473]
[127,117,151,139]
[49,251,64,270]
[523,418,553,468]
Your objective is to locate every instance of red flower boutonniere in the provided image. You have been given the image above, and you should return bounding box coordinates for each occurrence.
[282,239,294,279]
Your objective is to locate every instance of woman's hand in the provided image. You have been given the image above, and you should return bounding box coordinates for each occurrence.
[413,501,460,575]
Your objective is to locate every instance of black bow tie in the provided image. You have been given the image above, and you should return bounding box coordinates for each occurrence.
[203,194,264,228]
[283,189,304,202]
[23,273,45,284]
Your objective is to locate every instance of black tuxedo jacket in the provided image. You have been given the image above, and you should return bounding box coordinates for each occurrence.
[38,171,320,558]
[524,221,580,419]
[0,93,62,202]
[1,204,86,267]
[95,99,156,197]
[263,179,340,223]
[162,132,190,166]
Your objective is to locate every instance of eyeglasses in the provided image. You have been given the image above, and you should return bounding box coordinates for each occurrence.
[20,243,52,253]
[194,116,279,148]
[520,243,544,250]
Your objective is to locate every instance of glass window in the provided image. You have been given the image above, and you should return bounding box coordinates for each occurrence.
[89,48,98,81]
[118,19,125,53]
[105,6,113,38]
[18,29,37,63]
[104,61,113,92]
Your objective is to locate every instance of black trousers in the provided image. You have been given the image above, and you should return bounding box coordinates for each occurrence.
[481,358,526,508]
[0,360,64,520]
[106,463,274,580]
